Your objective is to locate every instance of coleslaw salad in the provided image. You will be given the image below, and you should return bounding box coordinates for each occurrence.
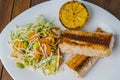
[9,15,63,75]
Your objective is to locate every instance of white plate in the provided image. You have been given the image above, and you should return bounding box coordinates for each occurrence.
[0,0,120,80]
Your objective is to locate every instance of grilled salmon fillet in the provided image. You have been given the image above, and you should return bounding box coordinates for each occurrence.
[66,54,99,77]
[59,29,114,57]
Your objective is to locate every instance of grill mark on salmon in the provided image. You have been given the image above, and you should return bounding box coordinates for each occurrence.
[61,31,113,47]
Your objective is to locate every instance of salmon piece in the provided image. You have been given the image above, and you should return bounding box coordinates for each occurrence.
[66,55,99,77]
[59,29,114,57]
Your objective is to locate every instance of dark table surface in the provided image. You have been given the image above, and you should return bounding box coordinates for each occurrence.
[0,0,120,80]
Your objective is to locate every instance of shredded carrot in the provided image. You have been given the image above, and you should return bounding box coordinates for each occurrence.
[37,47,42,53]
[47,33,55,44]
[50,37,55,44]
[14,40,19,46]
[28,32,40,42]
[20,42,24,48]
[34,53,41,60]
[48,33,53,37]
[14,40,24,48]
[40,38,49,44]
[13,40,24,53]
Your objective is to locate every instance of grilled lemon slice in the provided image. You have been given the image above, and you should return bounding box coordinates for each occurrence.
[59,1,89,29]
